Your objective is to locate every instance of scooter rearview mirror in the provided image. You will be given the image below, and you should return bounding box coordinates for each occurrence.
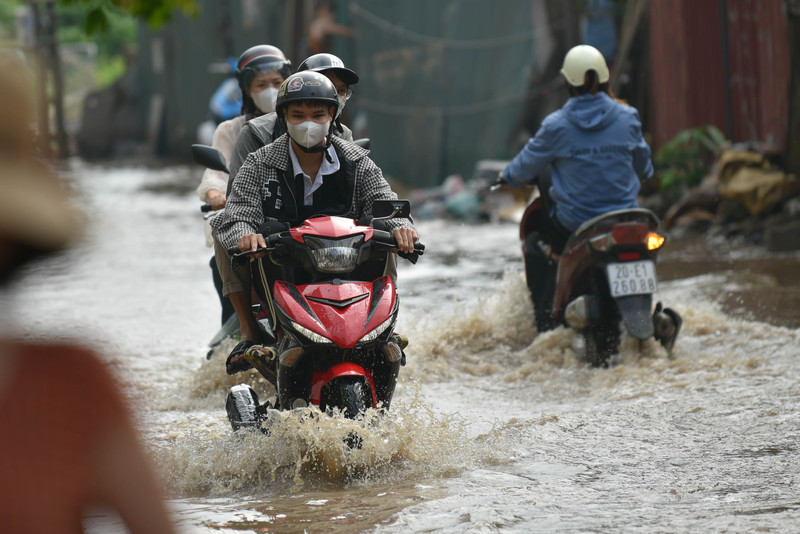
[191,144,230,174]
[372,199,410,222]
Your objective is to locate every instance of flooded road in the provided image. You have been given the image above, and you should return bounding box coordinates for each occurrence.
[3,162,799,533]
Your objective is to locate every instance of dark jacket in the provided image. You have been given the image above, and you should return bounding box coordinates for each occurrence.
[228,113,353,194]
[212,134,412,251]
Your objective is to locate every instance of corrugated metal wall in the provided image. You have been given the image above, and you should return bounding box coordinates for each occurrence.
[345,0,555,188]
[649,0,790,151]
[136,0,293,156]
[725,0,790,148]
[134,0,792,178]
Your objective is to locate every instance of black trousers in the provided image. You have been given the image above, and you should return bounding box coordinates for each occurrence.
[523,172,571,332]
[210,256,235,326]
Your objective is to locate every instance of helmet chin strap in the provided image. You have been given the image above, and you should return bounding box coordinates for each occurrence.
[294,141,327,154]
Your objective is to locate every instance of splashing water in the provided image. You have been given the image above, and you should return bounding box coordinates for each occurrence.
[158,380,509,497]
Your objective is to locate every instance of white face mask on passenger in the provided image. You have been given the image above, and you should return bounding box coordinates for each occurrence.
[287,120,329,148]
[335,97,346,119]
[251,87,279,114]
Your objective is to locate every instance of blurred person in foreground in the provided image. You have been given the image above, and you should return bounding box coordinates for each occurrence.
[0,52,177,534]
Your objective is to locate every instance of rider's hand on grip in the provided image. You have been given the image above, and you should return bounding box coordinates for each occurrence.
[488,172,506,192]
[398,242,424,264]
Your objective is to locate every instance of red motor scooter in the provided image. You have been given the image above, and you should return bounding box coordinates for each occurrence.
[224,201,424,431]
[190,143,423,431]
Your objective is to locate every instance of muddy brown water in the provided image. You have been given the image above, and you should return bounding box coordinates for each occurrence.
[657,234,800,329]
[2,162,799,533]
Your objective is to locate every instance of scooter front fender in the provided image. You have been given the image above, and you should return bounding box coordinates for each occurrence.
[617,294,654,340]
[310,362,377,408]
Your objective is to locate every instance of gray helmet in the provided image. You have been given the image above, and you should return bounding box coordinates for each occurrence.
[236,44,292,114]
[276,71,340,116]
[236,44,292,91]
[296,53,359,85]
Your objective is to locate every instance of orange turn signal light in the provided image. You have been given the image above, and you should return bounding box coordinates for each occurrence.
[647,232,665,250]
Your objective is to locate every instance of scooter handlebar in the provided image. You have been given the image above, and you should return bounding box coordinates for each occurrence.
[228,232,285,260]
[488,177,506,192]
[371,229,425,263]
[400,242,425,264]
[228,229,425,265]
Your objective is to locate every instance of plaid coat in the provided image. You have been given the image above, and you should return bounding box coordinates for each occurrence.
[212,133,414,251]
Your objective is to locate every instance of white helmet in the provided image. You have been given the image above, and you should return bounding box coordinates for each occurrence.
[560,45,610,87]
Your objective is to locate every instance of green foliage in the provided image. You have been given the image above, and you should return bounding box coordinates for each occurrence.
[58,4,136,58]
[95,54,127,87]
[0,1,19,22]
[654,125,727,198]
[55,0,196,87]
[0,0,20,42]
[60,0,198,34]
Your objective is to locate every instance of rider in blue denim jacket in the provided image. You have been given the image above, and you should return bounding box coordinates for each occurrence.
[500,44,654,331]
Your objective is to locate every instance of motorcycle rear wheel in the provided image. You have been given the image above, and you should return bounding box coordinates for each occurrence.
[583,322,620,367]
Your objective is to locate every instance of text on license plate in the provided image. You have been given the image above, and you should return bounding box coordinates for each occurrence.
[606,260,658,297]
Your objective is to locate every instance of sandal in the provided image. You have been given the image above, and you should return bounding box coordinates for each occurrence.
[226,340,256,375]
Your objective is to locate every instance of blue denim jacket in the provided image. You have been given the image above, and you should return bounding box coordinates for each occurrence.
[503,92,653,231]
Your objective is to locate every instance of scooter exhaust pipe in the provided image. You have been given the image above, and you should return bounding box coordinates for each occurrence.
[565,294,600,329]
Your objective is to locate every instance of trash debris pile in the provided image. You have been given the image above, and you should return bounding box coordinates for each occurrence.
[410,160,530,224]
[662,143,800,251]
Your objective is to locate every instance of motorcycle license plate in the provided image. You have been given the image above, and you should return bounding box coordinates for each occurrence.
[606,260,658,297]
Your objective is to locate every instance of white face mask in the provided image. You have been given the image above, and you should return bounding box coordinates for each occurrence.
[335,96,346,120]
[287,120,329,148]
[251,87,279,114]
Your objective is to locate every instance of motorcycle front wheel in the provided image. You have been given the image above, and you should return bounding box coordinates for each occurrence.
[321,375,373,419]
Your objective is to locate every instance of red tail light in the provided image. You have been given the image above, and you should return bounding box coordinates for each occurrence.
[619,252,641,261]
[610,223,649,244]
[589,225,666,252]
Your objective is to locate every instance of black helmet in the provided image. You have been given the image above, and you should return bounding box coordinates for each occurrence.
[296,53,359,86]
[276,71,340,117]
[235,44,292,94]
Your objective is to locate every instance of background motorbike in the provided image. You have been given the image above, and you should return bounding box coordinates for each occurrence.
[519,194,682,366]
[196,57,242,145]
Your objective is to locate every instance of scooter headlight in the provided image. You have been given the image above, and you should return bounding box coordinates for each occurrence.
[290,320,334,344]
[304,235,363,273]
[358,316,394,344]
